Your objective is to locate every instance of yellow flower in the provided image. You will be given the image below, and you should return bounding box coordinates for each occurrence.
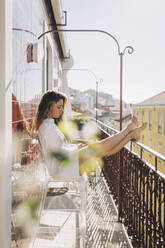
[58,121,78,140]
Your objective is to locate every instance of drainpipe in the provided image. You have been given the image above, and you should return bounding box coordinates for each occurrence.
[41,0,68,59]
[50,0,68,58]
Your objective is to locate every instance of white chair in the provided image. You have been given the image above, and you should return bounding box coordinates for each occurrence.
[32,173,88,248]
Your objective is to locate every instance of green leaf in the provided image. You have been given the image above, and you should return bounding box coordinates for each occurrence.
[50,151,70,165]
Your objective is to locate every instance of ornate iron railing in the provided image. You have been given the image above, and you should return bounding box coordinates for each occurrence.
[96,119,165,248]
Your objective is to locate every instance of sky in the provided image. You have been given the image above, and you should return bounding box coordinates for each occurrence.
[61,0,165,104]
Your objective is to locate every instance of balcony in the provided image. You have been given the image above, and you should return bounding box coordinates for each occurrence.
[11,119,165,248]
[97,120,165,248]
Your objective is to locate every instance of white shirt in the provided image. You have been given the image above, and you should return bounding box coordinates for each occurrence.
[38,118,79,180]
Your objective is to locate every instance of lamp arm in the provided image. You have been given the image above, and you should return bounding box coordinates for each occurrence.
[122,46,134,55]
[38,29,121,54]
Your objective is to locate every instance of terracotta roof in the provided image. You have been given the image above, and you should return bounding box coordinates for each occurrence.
[133,91,165,106]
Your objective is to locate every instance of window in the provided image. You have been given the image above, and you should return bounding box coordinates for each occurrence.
[164,111,165,135]
[142,135,144,144]
[46,47,49,91]
[137,111,139,125]
[149,137,152,158]
[158,111,162,134]
[137,111,139,118]
[158,140,162,154]
[149,111,152,131]
[149,137,152,148]
[46,41,53,91]
[142,110,145,123]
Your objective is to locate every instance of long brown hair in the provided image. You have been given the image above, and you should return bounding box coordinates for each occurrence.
[32,91,67,134]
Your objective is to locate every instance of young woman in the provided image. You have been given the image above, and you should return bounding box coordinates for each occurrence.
[32,91,147,180]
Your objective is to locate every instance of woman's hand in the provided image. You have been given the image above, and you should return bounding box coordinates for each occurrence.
[131,122,147,141]
[77,142,88,150]
[127,115,138,133]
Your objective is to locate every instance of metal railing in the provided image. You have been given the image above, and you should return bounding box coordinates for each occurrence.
[96,119,165,172]
[96,119,165,248]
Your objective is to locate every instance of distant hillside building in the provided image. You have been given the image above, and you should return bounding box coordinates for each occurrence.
[132,91,165,172]
[71,92,94,112]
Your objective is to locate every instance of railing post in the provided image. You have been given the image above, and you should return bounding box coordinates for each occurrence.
[120,53,123,131]
[118,149,123,222]
[155,156,157,171]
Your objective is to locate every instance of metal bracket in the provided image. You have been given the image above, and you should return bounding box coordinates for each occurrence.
[48,10,67,27]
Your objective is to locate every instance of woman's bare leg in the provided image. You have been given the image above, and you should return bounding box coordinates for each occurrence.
[96,116,138,152]
[102,122,147,156]
[79,120,147,162]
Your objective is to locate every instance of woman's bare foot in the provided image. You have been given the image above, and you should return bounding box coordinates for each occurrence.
[127,115,138,133]
[131,122,147,141]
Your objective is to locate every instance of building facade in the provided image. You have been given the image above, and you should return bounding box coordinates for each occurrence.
[132,91,165,173]
[71,91,94,113]
[0,0,72,246]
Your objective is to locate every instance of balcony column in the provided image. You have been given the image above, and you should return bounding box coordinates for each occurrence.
[61,56,74,120]
[0,0,12,247]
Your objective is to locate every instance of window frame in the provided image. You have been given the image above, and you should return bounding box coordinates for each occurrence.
[158,111,162,134]
[149,110,152,131]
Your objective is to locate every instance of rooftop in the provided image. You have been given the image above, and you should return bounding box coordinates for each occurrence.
[133,91,165,106]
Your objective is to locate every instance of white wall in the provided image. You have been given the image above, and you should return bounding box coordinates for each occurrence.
[0,0,12,247]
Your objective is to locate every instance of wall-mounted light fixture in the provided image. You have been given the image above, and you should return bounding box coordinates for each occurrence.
[23,42,44,63]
